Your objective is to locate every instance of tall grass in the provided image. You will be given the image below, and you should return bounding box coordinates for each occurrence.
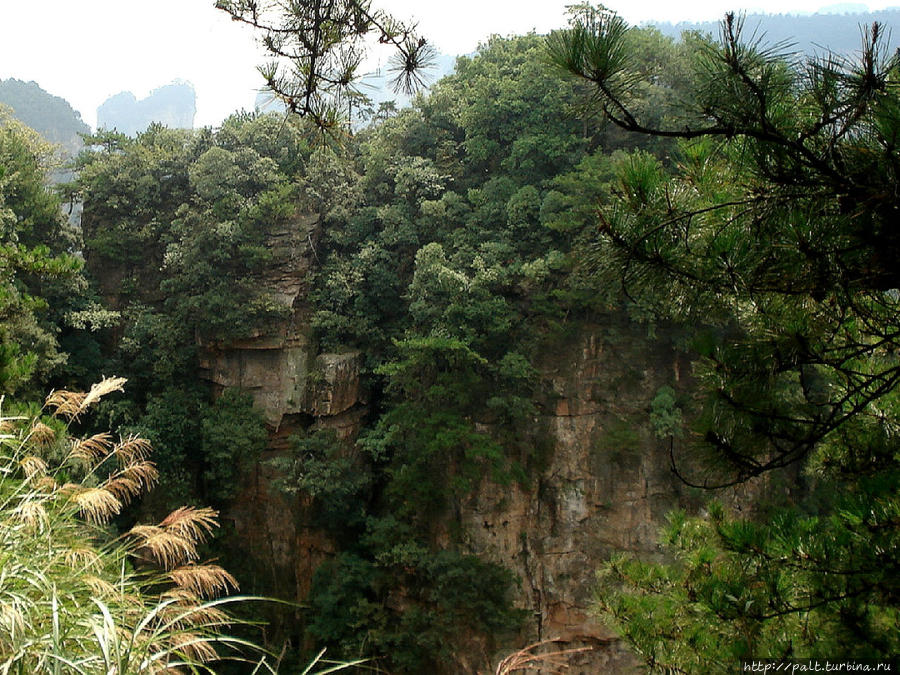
[0,377,270,674]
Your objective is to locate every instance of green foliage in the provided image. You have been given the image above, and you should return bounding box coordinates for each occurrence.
[77,116,308,343]
[293,32,684,666]
[649,386,683,439]
[274,429,371,536]
[200,389,268,504]
[599,492,900,671]
[128,387,205,507]
[68,25,702,670]
[306,540,524,673]
[553,5,900,669]
[0,107,86,394]
[216,0,434,131]
[73,116,318,514]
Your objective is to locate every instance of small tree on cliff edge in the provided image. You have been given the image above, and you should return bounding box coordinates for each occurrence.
[549,5,900,670]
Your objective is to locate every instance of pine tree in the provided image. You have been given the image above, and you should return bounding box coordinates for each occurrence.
[549,5,900,670]
[215,0,435,132]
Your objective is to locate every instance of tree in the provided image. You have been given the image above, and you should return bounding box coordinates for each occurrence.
[549,5,900,669]
[215,0,436,132]
[0,106,84,394]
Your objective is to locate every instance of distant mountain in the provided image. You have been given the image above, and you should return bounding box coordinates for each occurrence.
[0,78,90,156]
[652,8,900,55]
[97,81,196,136]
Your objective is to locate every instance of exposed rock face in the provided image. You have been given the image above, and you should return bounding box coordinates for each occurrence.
[214,295,766,673]
[201,212,369,605]
[200,339,314,427]
[214,296,765,672]
[453,317,768,672]
[191,219,761,672]
[198,214,350,429]
[307,351,365,417]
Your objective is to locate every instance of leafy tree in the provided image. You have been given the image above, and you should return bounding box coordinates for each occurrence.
[72,26,698,670]
[550,6,900,669]
[306,544,524,673]
[0,106,84,394]
[75,114,314,513]
[293,33,669,667]
[200,388,269,504]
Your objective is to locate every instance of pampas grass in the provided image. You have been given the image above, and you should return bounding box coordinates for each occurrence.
[0,379,277,674]
[494,639,595,674]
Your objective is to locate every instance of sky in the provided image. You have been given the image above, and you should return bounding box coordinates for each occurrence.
[1,0,897,129]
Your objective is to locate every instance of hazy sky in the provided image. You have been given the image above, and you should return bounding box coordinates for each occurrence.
[1,0,896,129]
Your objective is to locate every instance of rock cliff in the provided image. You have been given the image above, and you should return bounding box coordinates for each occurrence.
[219,290,765,670]
[85,196,762,670]
[458,319,693,672]
[96,82,196,136]
[196,212,370,612]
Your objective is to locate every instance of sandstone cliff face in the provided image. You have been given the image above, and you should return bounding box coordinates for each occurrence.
[218,304,734,672]
[198,214,367,428]
[452,317,777,672]
[197,213,369,607]
[185,216,752,672]
[198,215,318,428]
[457,319,691,672]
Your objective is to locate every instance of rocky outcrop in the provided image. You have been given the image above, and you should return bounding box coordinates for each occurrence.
[215,296,754,671]
[453,317,770,672]
[196,213,365,429]
[201,212,369,603]
[97,82,196,136]
[196,218,766,672]
[306,351,365,417]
